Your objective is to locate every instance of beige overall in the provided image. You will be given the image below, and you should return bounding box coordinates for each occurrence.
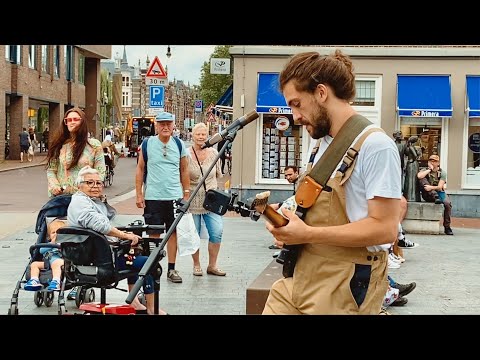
[263,129,389,315]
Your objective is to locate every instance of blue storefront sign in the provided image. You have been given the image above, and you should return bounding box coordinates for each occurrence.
[256,73,292,114]
[397,75,452,117]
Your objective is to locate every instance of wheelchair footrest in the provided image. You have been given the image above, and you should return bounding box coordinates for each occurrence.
[79,302,137,315]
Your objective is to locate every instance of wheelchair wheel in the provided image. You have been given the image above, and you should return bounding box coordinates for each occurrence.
[34,291,44,307]
[75,286,86,308]
[84,288,95,303]
[44,292,54,307]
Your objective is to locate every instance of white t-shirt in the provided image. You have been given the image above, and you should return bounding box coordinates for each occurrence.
[307,124,402,252]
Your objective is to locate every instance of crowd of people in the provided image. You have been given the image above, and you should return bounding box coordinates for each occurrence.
[22,48,457,315]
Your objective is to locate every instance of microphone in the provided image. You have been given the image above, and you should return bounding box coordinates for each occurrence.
[201,110,259,149]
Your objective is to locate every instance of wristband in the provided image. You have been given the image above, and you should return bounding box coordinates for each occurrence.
[184,190,190,193]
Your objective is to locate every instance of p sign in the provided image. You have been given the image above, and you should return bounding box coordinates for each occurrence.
[149,85,165,108]
[194,99,203,113]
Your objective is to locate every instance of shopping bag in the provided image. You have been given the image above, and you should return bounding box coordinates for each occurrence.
[176,213,200,256]
[28,145,34,156]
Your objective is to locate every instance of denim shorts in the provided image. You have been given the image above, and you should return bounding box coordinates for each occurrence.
[39,247,62,265]
[192,212,223,244]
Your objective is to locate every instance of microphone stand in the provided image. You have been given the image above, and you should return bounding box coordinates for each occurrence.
[125,130,237,311]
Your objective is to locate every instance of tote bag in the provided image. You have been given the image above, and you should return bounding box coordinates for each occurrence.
[176,212,200,256]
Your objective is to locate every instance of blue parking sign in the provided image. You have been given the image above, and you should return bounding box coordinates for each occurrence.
[150,85,165,108]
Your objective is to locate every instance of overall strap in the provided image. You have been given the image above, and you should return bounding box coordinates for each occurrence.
[339,127,385,185]
[308,115,372,187]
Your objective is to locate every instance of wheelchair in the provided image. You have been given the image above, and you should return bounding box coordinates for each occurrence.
[55,221,165,315]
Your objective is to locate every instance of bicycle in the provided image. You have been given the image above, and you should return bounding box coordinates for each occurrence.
[103,154,114,187]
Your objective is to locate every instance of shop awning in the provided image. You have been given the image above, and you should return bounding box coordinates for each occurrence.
[397,75,452,117]
[256,73,291,114]
[216,84,233,107]
[466,76,480,117]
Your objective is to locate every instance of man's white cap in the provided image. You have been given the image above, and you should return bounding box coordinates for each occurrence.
[155,112,175,121]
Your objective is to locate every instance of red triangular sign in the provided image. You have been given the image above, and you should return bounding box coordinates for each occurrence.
[146,56,167,78]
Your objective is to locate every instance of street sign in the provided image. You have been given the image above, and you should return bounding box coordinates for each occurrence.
[146,77,167,86]
[194,99,203,113]
[149,85,165,108]
[207,112,216,122]
[210,58,231,74]
[146,56,167,78]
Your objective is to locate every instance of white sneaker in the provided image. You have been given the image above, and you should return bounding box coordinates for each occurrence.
[388,256,401,269]
[388,253,402,264]
[391,253,406,263]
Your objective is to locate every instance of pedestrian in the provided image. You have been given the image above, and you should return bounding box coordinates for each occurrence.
[135,111,190,283]
[42,127,49,151]
[216,138,228,175]
[186,122,226,277]
[46,107,106,198]
[417,154,453,235]
[18,127,31,163]
[28,127,37,161]
[45,107,106,300]
[263,50,402,314]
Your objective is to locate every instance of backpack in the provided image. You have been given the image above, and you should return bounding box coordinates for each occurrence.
[141,136,183,183]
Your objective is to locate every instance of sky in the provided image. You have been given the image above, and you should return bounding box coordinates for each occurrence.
[111,45,217,86]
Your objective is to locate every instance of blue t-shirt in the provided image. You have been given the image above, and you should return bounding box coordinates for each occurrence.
[144,136,186,200]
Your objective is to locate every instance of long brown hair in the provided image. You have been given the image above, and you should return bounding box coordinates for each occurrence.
[46,107,91,170]
[279,50,356,101]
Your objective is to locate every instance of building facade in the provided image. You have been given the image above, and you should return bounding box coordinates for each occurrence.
[1,45,111,160]
[229,45,480,217]
[102,48,197,134]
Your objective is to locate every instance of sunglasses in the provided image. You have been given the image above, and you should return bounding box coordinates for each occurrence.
[64,117,82,124]
[81,180,104,188]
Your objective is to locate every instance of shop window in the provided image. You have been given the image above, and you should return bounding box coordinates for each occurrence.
[466,118,480,186]
[400,117,442,169]
[260,114,303,180]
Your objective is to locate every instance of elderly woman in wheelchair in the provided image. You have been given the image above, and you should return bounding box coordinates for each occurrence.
[65,165,166,315]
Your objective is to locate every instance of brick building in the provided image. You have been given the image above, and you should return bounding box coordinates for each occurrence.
[1,45,111,160]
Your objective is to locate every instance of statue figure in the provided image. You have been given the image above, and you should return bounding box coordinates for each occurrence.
[403,136,421,202]
[393,130,406,189]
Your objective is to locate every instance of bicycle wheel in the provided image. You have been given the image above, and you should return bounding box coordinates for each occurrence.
[108,168,113,186]
[103,165,110,187]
